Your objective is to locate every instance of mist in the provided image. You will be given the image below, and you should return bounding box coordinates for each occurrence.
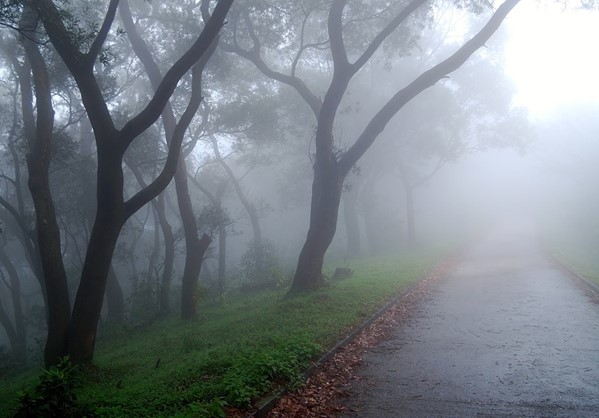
[1,0,599,416]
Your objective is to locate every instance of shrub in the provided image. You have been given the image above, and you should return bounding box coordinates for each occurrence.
[14,357,92,418]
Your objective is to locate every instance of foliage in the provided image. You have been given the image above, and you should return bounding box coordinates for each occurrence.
[13,357,91,418]
[197,203,232,237]
[240,239,286,287]
[0,1,22,30]
[127,277,159,325]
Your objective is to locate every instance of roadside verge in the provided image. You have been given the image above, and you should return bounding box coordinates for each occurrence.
[252,256,459,418]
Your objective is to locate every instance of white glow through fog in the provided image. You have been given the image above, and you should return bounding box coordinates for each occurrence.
[504,2,599,118]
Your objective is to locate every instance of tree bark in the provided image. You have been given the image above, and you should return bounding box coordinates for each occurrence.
[405,186,416,249]
[1,28,48,324]
[180,233,212,319]
[215,181,228,301]
[0,248,27,366]
[289,162,344,293]
[0,300,18,359]
[343,184,361,259]
[156,194,175,316]
[67,159,125,363]
[19,5,71,367]
[104,265,125,325]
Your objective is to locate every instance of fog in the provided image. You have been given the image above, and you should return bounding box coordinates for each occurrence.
[0,0,598,385]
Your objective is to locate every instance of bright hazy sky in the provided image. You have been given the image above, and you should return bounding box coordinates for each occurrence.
[503,1,599,119]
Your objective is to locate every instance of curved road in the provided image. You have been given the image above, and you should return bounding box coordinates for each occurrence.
[342,223,599,417]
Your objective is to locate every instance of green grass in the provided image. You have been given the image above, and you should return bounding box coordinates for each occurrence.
[548,243,599,286]
[0,253,441,417]
[542,228,599,286]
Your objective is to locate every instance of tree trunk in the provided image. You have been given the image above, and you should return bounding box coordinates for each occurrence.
[405,186,416,249]
[0,249,27,366]
[68,210,124,363]
[217,221,226,302]
[104,265,125,325]
[0,301,18,360]
[120,0,214,320]
[215,180,228,301]
[210,136,264,276]
[343,185,361,259]
[156,194,175,317]
[20,6,70,367]
[180,233,211,320]
[289,163,344,294]
[30,0,232,364]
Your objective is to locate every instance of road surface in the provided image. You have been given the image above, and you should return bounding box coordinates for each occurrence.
[342,223,599,417]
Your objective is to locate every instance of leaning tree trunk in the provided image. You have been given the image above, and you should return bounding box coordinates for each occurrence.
[289,162,344,294]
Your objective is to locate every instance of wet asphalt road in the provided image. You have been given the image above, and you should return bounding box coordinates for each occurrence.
[342,224,599,417]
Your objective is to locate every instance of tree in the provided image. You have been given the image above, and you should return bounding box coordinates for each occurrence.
[226,0,521,293]
[119,0,213,320]
[11,0,234,365]
[0,244,27,367]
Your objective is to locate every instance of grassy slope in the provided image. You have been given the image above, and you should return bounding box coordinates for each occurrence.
[0,253,440,417]
[550,245,599,286]
[544,231,599,286]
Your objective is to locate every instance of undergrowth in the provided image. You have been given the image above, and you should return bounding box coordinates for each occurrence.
[0,253,440,417]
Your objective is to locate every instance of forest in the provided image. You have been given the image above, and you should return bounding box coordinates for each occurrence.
[1,0,599,416]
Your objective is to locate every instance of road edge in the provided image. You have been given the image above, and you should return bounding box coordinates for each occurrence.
[251,256,458,417]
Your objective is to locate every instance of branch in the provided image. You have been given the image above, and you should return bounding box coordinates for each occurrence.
[187,172,218,205]
[124,57,207,217]
[225,41,322,116]
[328,0,349,69]
[118,0,162,85]
[87,0,120,66]
[291,9,312,77]
[222,8,322,116]
[339,0,521,175]
[200,0,211,23]
[119,0,233,148]
[351,0,427,73]
[32,0,87,71]
[0,195,32,240]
